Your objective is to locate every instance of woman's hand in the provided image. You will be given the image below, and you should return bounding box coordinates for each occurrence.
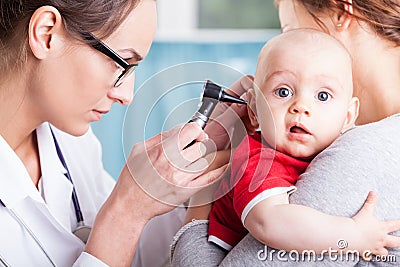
[180,75,257,224]
[352,191,400,260]
[183,149,231,223]
[204,75,256,150]
[121,122,227,219]
[182,75,256,224]
[86,123,226,266]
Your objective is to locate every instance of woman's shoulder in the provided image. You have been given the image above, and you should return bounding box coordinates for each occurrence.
[335,114,400,146]
[292,115,400,218]
[309,114,400,169]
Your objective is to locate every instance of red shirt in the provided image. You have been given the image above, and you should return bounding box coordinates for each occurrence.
[208,132,309,250]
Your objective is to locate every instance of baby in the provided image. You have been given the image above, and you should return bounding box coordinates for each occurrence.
[208,28,390,255]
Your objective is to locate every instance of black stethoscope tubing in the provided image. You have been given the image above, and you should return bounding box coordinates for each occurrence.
[49,127,84,224]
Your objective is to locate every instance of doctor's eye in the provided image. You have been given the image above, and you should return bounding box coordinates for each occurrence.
[316,91,331,102]
[274,87,293,98]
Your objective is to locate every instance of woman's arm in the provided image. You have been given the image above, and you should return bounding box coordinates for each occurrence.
[184,149,231,224]
[246,191,400,257]
[85,165,150,266]
[84,123,228,266]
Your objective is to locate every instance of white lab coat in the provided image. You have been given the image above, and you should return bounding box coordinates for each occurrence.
[0,122,185,267]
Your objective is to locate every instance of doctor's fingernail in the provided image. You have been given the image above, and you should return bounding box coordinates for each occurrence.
[199,142,207,156]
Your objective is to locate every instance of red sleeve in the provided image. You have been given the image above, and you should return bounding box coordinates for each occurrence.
[231,134,305,221]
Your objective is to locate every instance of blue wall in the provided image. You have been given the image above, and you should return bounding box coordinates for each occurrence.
[91,40,268,179]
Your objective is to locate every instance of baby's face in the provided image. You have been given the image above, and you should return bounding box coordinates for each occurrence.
[254,37,355,160]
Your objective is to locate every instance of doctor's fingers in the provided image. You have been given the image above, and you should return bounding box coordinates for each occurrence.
[127,148,227,207]
[158,123,209,164]
[136,158,213,198]
[225,75,254,97]
[157,145,223,183]
[209,105,245,130]
[145,164,227,207]
[206,75,253,122]
[208,85,249,121]
[158,146,225,193]
[140,139,214,180]
[169,139,217,169]
[205,107,248,150]
[142,124,183,150]
[155,162,228,205]
[176,122,208,150]
[153,122,207,151]
[187,163,228,189]
[148,154,213,187]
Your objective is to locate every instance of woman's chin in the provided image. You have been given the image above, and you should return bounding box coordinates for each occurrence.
[53,122,91,137]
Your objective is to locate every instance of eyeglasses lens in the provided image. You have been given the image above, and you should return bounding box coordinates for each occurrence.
[114,65,137,87]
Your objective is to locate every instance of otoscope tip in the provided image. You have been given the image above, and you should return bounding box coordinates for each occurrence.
[221,92,247,105]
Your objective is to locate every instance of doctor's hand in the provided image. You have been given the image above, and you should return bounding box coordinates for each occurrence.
[121,122,227,219]
[204,75,256,150]
[181,75,257,224]
[85,123,226,266]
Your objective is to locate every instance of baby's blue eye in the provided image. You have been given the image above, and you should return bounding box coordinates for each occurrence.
[275,88,292,98]
[317,91,330,101]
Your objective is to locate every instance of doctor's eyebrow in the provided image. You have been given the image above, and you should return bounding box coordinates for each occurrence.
[119,48,143,61]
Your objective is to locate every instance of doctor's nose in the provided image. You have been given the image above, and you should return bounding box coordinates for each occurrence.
[289,99,311,116]
[107,76,135,106]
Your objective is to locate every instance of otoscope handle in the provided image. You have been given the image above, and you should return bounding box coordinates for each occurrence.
[184,112,209,149]
[183,80,246,150]
[188,112,209,130]
[184,97,218,149]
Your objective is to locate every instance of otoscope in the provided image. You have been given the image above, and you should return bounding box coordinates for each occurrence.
[185,80,247,148]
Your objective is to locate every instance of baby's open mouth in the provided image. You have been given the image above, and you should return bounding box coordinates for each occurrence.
[290,126,310,135]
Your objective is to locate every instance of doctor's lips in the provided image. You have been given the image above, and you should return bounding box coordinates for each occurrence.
[93,109,110,114]
[92,109,109,121]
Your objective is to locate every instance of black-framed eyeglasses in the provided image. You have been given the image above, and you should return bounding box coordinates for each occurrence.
[81,32,138,87]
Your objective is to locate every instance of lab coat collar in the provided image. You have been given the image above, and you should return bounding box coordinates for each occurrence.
[36,123,67,176]
[36,123,74,230]
[0,123,74,231]
[0,130,44,208]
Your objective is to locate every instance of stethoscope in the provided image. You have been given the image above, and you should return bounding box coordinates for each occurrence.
[0,126,91,266]
[50,127,92,244]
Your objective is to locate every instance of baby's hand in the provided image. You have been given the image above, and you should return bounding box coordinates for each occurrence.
[352,191,400,260]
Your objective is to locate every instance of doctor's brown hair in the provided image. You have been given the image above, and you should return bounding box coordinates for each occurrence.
[0,0,140,73]
[285,0,400,46]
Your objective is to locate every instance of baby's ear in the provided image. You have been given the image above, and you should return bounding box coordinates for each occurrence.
[341,96,360,133]
[246,88,259,130]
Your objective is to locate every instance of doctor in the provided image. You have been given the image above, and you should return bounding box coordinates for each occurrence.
[0,0,251,266]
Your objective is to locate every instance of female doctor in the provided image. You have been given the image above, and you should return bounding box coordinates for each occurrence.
[0,0,250,266]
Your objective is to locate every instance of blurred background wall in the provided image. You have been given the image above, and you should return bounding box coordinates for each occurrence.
[91,0,281,179]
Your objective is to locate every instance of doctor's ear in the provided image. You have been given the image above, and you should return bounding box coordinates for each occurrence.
[246,88,259,129]
[28,6,64,59]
